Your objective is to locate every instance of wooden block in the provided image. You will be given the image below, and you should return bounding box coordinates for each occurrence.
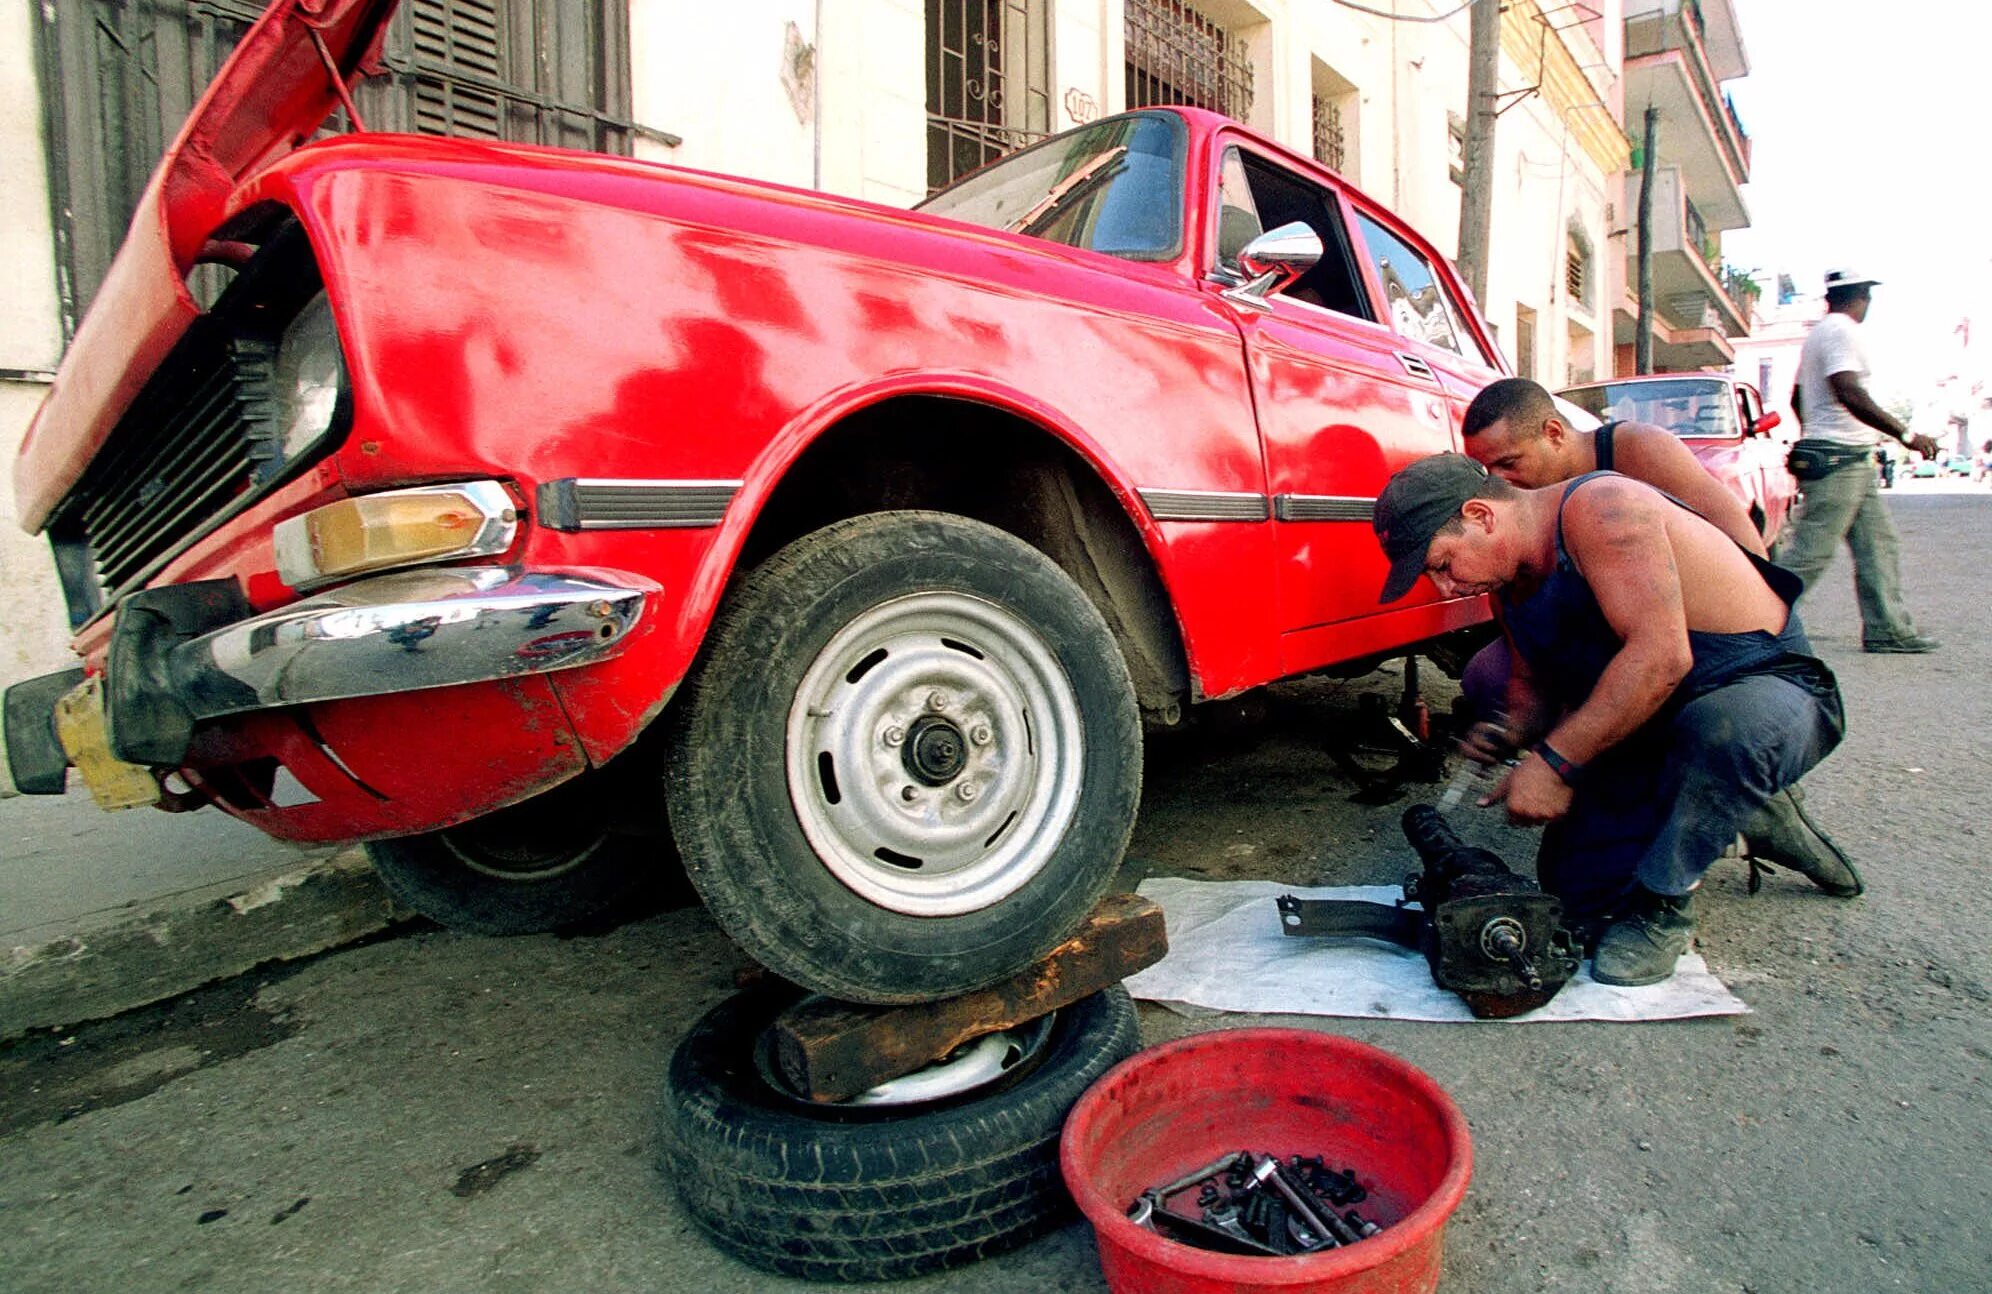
[771,891,1167,1103]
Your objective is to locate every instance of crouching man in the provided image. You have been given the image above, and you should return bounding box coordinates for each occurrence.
[1373,454,1847,985]
[1458,377,1859,900]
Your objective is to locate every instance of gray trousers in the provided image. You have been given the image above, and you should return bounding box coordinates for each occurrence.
[1774,457,1919,644]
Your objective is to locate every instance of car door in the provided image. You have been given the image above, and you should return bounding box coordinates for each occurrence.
[1207,141,1460,670]
[1343,203,1507,440]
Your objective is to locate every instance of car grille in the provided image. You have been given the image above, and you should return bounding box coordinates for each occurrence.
[57,328,282,605]
[46,215,331,627]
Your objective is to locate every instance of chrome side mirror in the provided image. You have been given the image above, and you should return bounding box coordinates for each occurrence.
[1223,221,1323,310]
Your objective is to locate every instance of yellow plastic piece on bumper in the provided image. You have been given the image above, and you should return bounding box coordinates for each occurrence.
[54,676,162,811]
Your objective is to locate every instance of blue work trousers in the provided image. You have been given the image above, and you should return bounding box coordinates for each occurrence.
[1535,671,1844,921]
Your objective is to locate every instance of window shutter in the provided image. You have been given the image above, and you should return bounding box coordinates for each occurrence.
[408,0,505,139]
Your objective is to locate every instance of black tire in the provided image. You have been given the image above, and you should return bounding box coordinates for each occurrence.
[659,984,1140,1282]
[666,511,1142,1003]
[364,774,660,935]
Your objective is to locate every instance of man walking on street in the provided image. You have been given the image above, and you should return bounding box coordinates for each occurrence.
[1779,269,1941,653]
[1372,456,1848,985]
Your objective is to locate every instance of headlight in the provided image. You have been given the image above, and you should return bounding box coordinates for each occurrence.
[272,291,347,462]
[273,481,520,589]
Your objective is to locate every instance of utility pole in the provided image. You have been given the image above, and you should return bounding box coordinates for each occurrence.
[1634,104,1659,374]
[1455,0,1501,304]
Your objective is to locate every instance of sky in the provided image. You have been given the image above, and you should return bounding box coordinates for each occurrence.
[1723,0,1992,405]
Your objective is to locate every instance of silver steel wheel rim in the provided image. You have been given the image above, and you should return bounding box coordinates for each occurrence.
[845,1015,1049,1106]
[784,591,1084,916]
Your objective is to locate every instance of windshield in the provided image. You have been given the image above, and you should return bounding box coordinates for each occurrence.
[1561,378,1739,439]
[916,113,1186,261]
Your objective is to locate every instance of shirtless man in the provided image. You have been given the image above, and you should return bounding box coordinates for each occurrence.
[1373,454,1847,985]
[1456,377,1857,903]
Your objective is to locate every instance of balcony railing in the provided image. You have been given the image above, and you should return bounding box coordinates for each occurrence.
[1625,6,1750,182]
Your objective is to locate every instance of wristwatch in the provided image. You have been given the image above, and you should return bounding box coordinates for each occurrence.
[1530,740,1581,784]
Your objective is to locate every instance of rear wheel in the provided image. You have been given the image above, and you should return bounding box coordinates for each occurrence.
[666,511,1141,1003]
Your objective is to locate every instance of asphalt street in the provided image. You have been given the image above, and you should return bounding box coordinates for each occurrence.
[2,480,1988,1293]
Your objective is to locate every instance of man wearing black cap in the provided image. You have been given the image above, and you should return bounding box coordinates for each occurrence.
[1374,455,1846,985]
[1779,269,1941,652]
[1455,376,1857,905]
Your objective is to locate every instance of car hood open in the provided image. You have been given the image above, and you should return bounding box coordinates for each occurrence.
[15,0,398,533]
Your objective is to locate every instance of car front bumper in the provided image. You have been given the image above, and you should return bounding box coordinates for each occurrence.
[2,565,656,807]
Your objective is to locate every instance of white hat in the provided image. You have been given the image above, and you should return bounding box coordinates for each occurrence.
[1824,267,1880,291]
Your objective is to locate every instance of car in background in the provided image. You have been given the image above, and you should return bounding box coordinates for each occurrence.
[1558,373,1797,542]
[1945,454,1974,477]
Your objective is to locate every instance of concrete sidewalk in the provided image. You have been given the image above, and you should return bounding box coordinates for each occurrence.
[1,792,404,1039]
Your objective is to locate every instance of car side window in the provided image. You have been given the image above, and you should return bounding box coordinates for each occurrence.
[1352,212,1486,364]
[1215,147,1374,322]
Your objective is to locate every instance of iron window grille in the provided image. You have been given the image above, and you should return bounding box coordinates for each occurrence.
[35,0,649,337]
[1566,248,1587,307]
[1311,93,1345,172]
[1124,0,1253,122]
[926,0,1053,192]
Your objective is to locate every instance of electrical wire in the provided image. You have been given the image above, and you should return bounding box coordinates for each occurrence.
[1331,0,1480,23]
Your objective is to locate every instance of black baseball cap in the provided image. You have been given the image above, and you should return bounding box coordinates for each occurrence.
[1374,453,1492,603]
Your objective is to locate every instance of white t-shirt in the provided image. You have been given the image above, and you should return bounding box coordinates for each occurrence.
[1795,312,1875,446]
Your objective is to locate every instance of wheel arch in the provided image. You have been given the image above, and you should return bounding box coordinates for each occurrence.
[726,386,1195,723]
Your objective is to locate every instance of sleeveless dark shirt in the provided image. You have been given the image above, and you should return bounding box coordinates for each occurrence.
[1595,421,1618,472]
[1500,472,1811,711]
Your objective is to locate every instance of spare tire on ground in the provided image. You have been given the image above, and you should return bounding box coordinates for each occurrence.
[658,983,1140,1282]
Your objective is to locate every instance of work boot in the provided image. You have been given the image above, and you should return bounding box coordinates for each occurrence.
[1742,787,1863,897]
[1863,634,1940,654]
[1592,890,1696,987]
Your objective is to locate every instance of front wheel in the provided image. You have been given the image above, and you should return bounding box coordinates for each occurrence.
[666,511,1142,1003]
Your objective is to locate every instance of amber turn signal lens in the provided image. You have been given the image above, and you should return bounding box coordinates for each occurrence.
[273,481,518,588]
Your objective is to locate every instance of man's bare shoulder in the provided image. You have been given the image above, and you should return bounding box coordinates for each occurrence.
[1611,422,1733,488]
[1560,474,1668,543]
[1611,422,1705,469]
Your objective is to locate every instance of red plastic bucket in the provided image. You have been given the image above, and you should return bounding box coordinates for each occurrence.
[1060,1028,1472,1294]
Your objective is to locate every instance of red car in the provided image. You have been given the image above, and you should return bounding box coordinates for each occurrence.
[1558,374,1797,542]
[3,0,1503,1003]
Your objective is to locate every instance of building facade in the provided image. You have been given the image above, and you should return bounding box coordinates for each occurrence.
[1615,0,1756,375]
[0,0,1652,675]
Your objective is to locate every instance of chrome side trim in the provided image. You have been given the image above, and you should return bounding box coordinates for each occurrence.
[1273,494,1377,522]
[1137,488,1271,522]
[537,478,742,531]
[170,566,658,720]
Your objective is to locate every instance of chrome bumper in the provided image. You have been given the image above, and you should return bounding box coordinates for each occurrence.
[172,566,655,720]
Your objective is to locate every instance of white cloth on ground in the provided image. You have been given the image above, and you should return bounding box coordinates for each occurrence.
[1123,877,1750,1023]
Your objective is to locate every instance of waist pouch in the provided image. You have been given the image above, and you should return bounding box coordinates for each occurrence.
[1787,440,1875,480]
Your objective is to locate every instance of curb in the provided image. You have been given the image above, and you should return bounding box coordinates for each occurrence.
[1,848,411,1041]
